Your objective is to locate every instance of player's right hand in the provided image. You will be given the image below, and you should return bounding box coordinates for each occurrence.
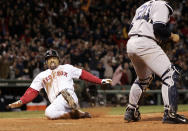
[8,100,23,108]
[170,33,180,43]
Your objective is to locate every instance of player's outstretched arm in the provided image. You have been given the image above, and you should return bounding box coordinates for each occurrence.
[80,69,112,85]
[8,87,39,109]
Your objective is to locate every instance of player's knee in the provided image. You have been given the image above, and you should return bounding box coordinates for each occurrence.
[45,107,54,120]
[161,65,180,87]
[134,75,153,91]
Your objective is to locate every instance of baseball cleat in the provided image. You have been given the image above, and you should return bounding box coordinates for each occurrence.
[82,112,92,118]
[71,110,92,119]
[124,107,141,122]
[162,110,188,124]
[77,110,92,118]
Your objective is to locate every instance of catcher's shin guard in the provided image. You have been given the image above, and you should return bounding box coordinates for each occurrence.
[124,104,141,122]
[128,75,153,108]
[61,89,78,110]
[161,65,179,114]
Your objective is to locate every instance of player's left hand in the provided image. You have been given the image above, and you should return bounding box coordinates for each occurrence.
[101,79,112,85]
[8,100,23,108]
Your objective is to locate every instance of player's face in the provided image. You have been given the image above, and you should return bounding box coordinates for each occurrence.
[46,57,59,70]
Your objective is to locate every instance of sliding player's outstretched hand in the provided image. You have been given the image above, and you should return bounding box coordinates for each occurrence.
[101,79,112,88]
[101,79,112,85]
[8,100,23,108]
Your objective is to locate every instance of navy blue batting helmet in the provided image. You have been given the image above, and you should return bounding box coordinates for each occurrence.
[45,49,59,60]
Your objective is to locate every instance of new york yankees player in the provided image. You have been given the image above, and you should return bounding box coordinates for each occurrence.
[124,0,188,124]
[9,49,112,120]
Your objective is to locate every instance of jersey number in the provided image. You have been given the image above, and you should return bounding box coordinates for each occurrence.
[136,3,151,21]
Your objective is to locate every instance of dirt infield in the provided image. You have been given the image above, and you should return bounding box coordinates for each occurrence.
[0,108,188,131]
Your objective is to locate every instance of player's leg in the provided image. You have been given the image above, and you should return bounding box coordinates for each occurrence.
[126,37,187,123]
[142,43,188,124]
[45,92,76,119]
[160,65,188,124]
[124,37,155,122]
[124,53,153,122]
[60,89,91,119]
[45,90,91,120]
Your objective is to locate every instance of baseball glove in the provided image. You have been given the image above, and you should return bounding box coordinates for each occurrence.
[61,89,78,110]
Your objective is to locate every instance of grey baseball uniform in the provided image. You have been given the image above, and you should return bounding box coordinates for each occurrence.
[128,0,172,39]
[126,0,177,112]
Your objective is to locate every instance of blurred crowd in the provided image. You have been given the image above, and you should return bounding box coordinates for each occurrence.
[0,0,188,108]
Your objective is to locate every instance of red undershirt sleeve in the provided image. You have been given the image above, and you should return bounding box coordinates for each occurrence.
[20,87,39,104]
[80,69,102,84]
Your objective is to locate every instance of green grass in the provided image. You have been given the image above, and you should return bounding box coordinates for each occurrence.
[0,105,188,118]
[109,104,188,115]
[0,111,44,118]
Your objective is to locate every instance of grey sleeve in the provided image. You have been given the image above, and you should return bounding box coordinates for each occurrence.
[151,2,170,24]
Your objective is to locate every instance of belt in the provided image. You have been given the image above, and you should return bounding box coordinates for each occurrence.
[130,34,159,43]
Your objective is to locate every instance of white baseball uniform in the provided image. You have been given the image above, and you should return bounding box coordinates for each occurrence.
[127,0,173,108]
[30,64,82,119]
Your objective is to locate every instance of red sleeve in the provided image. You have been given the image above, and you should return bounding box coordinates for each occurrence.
[20,87,39,104]
[80,69,102,84]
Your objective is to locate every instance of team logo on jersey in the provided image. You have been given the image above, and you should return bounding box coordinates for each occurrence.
[57,71,68,77]
[43,71,68,94]
[43,71,68,84]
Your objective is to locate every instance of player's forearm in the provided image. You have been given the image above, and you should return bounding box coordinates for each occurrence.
[153,23,180,43]
[9,87,39,108]
[20,87,39,104]
[80,69,102,84]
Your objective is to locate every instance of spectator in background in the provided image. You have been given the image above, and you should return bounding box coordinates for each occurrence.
[96,62,105,79]
[181,63,188,89]
[0,0,186,96]
[181,63,188,104]
[102,51,114,79]
[104,60,113,79]
[0,89,8,111]
[112,64,123,86]
[0,53,10,79]
[121,62,132,85]
[112,62,132,86]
